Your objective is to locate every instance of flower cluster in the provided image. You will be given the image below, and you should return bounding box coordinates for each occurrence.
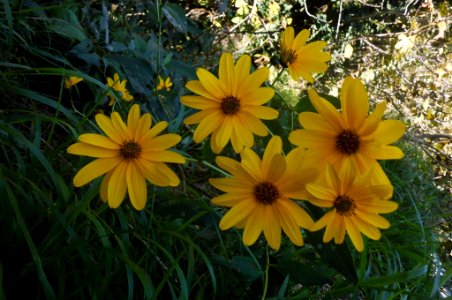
[67,27,405,252]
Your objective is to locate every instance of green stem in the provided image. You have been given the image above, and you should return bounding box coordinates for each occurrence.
[261,246,270,300]
[270,68,285,87]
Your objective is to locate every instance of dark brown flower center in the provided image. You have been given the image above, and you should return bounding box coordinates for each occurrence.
[335,130,360,155]
[220,96,241,115]
[120,140,142,160]
[334,195,356,216]
[280,48,297,68]
[254,182,279,205]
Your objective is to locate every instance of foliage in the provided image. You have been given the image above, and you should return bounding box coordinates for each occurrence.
[0,0,450,299]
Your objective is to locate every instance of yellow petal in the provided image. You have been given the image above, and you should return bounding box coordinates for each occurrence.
[219,52,234,90]
[180,95,218,110]
[310,210,335,231]
[183,109,214,125]
[306,183,336,201]
[241,111,268,136]
[266,154,286,183]
[263,205,281,250]
[185,79,219,101]
[234,54,251,95]
[197,68,226,98]
[78,133,120,149]
[107,161,128,209]
[345,217,364,251]
[357,200,398,214]
[241,67,269,96]
[209,178,253,193]
[242,105,279,120]
[338,160,355,194]
[308,89,344,131]
[373,120,406,145]
[219,199,256,230]
[358,102,387,136]
[279,198,313,228]
[282,26,295,49]
[341,76,368,129]
[192,111,223,143]
[211,193,249,207]
[352,215,381,240]
[135,158,173,186]
[242,204,265,246]
[298,112,335,133]
[354,210,390,229]
[241,87,275,106]
[292,29,310,49]
[127,104,141,139]
[233,117,254,149]
[111,112,130,141]
[323,210,339,242]
[73,157,120,187]
[67,142,118,158]
[95,113,123,144]
[262,136,282,176]
[288,129,334,148]
[274,201,303,246]
[142,134,181,151]
[210,130,225,154]
[139,121,168,145]
[99,170,113,202]
[127,162,147,210]
[134,113,153,141]
[240,148,263,182]
[334,217,346,244]
[215,116,233,149]
[142,150,185,164]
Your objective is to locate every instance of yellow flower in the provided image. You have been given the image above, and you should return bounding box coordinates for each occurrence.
[210,136,318,250]
[106,73,134,106]
[67,104,185,210]
[157,76,173,91]
[181,52,278,154]
[64,76,83,89]
[307,162,398,252]
[280,27,331,82]
[289,76,405,195]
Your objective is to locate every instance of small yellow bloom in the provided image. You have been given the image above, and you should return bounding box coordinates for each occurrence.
[280,27,331,82]
[64,76,83,89]
[307,162,398,252]
[181,52,278,154]
[289,76,405,196]
[210,136,318,250]
[157,76,173,91]
[106,73,134,106]
[67,104,185,210]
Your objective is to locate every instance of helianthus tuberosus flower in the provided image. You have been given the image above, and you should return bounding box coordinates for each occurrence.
[67,104,185,210]
[64,76,83,89]
[289,76,405,194]
[157,76,173,91]
[307,162,398,252]
[181,52,278,154]
[280,27,331,82]
[210,136,318,250]
[106,73,134,106]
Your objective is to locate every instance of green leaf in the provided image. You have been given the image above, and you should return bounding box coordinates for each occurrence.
[163,3,188,33]
[360,265,428,287]
[48,8,86,42]
[276,275,290,300]
[231,256,263,281]
[273,261,330,286]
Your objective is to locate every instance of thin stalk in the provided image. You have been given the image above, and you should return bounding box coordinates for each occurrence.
[261,246,270,300]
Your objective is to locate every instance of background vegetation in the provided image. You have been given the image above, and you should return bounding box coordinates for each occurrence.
[0,0,450,299]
